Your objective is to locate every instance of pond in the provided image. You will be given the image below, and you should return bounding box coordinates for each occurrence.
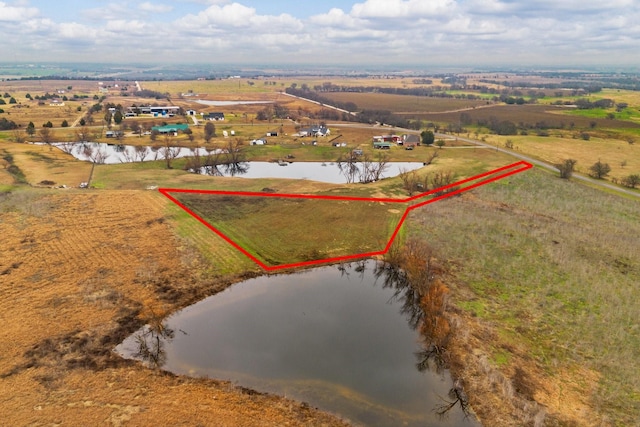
[116,260,478,427]
[52,142,218,165]
[53,142,424,184]
[193,160,424,184]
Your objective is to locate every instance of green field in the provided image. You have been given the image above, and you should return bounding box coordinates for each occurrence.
[174,193,402,267]
[408,167,640,425]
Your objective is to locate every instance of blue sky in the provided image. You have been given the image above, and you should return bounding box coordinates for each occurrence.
[1,0,639,68]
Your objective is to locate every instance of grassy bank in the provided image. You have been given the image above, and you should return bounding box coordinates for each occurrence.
[408,167,640,425]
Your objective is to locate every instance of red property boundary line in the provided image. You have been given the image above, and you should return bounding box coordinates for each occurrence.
[160,160,532,271]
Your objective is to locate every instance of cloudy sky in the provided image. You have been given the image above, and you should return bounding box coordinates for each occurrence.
[1,0,638,68]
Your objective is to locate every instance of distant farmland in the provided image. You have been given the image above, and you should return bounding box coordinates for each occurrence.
[320,92,488,113]
[411,104,640,129]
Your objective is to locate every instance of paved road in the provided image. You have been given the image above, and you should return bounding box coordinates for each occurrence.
[327,123,639,199]
[281,92,357,116]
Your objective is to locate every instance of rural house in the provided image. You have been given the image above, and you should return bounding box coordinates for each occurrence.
[402,134,420,149]
[205,112,225,121]
[298,126,330,137]
[152,124,189,135]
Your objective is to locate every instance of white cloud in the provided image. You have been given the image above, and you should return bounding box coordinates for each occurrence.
[350,0,456,19]
[138,2,173,13]
[0,0,639,67]
[82,4,129,21]
[309,8,362,28]
[0,1,38,21]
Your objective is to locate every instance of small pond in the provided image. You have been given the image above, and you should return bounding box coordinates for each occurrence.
[116,261,477,427]
[193,161,424,184]
[53,142,424,184]
[53,142,219,164]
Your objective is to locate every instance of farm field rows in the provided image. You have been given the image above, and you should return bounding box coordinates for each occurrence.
[0,188,348,427]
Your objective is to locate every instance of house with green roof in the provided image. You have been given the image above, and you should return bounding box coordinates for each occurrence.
[152,124,189,134]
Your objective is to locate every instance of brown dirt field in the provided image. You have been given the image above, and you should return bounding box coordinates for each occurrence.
[0,189,349,427]
[5,142,92,187]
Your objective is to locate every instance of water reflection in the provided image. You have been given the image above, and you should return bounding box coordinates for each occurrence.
[196,162,250,177]
[133,317,175,369]
[53,142,423,184]
[191,161,424,184]
[119,260,477,426]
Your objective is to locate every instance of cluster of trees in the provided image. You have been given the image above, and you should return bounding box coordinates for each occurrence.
[479,78,603,93]
[556,159,639,189]
[136,89,168,99]
[399,167,456,196]
[575,98,615,109]
[182,139,247,175]
[0,117,18,130]
[335,152,390,184]
[256,104,290,121]
[303,82,494,101]
[0,97,17,105]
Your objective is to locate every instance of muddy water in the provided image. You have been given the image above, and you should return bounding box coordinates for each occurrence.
[116,261,478,427]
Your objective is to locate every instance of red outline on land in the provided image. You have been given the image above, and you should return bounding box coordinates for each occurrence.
[160,160,532,271]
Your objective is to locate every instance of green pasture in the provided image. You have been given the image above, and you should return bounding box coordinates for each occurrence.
[173,193,403,267]
[408,167,640,425]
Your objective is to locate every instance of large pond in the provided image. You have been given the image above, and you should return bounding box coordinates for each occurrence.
[53,142,423,184]
[116,261,477,427]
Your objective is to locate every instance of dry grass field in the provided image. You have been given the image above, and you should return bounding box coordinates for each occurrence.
[1,74,640,427]
[485,133,640,182]
[0,187,349,427]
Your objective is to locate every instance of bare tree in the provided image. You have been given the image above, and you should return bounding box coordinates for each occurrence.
[336,152,360,184]
[115,125,125,143]
[360,152,389,183]
[130,122,142,137]
[162,135,181,169]
[11,129,26,143]
[621,174,640,188]
[224,138,245,164]
[58,142,75,154]
[400,168,421,196]
[430,171,456,195]
[204,121,216,143]
[588,160,611,179]
[184,127,194,142]
[134,145,149,162]
[75,125,91,143]
[133,314,175,369]
[38,127,54,150]
[184,146,203,171]
[90,146,109,164]
[556,159,577,179]
[424,150,439,166]
[120,147,136,163]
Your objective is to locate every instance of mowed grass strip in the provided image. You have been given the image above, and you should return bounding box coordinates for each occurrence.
[408,167,640,424]
[175,193,403,267]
